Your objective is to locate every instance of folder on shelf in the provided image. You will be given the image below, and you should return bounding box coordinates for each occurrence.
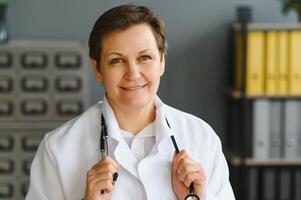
[288,31,301,95]
[246,31,265,96]
[265,31,278,95]
[299,102,301,158]
[296,169,301,199]
[234,31,243,92]
[247,167,258,200]
[270,101,282,159]
[284,100,299,159]
[253,99,270,159]
[263,168,276,200]
[280,169,292,200]
[278,31,289,96]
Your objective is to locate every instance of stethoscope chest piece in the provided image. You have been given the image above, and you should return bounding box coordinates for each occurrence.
[185,193,200,200]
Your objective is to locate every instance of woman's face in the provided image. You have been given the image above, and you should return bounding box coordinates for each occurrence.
[92,23,165,111]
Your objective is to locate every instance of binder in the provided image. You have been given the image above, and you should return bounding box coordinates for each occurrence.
[288,31,301,95]
[263,168,275,200]
[246,31,265,96]
[269,101,282,159]
[265,31,278,95]
[284,100,300,159]
[297,101,301,159]
[253,100,270,159]
[234,31,243,92]
[279,170,292,200]
[296,169,301,199]
[278,31,289,96]
[247,167,258,200]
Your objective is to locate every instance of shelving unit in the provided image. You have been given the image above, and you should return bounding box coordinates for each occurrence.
[227,21,301,199]
[227,91,301,199]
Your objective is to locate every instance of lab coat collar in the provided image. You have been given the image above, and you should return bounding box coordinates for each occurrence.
[101,96,139,178]
[153,96,173,147]
[100,95,174,178]
[100,96,123,142]
[100,95,173,142]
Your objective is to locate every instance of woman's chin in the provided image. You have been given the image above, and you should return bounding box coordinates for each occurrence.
[120,96,153,110]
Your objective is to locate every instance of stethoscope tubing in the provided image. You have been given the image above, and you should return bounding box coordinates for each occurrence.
[166,118,200,200]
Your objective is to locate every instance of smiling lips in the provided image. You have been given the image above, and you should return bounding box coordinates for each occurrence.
[121,83,147,91]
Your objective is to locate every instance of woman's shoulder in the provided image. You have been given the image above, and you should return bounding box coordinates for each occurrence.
[163,104,220,143]
[43,102,103,152]
[164,104,214,131]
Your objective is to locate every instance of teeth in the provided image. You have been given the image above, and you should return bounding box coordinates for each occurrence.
[123,85,145,90]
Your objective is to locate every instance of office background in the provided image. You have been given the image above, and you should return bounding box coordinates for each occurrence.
[2,0,301,199]
[6,0,297,142]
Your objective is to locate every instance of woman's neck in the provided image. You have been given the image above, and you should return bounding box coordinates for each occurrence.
[109,100,156,135]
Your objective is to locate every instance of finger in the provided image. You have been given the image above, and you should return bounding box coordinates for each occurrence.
[177,159,201,181]
[94,179,114,194]
[93,172,114,183]
[183,171,204,188]
[173,150,191,169]
[94,157,119,171]
[92,162,117,175]
[85,177,114,197]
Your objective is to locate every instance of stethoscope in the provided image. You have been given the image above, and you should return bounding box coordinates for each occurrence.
[100,114,200,200]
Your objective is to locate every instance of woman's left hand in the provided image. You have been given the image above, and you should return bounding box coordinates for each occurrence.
[172,150,206,200]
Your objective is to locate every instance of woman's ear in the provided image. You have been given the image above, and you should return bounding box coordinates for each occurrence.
[160,54,165,76]
[90,59,102,82]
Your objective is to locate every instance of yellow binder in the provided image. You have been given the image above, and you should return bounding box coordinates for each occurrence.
[246,31,265,96]
[289,31,301,95]
[235,31,243,92]
[278,31,289,96]
[265,31,278,95]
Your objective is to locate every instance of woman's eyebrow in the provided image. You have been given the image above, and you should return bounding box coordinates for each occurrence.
[105,52,123,57]
[139,49,152,54]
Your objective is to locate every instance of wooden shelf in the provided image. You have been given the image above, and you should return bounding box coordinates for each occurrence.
[227,90,301,100]
[233,22,301,31]
[226,151,301,167]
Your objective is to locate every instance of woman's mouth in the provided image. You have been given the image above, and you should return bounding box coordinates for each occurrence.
[121,84,147,91]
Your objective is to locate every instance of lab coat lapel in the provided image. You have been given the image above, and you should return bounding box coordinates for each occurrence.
[101,97,139,179]
[137,97,177,199]
[153,96,174,156]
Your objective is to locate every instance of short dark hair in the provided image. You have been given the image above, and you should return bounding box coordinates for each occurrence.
[88,4,167,67]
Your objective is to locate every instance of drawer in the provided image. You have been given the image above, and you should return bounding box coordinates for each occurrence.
[0,51,12,69]
[0,135,14,152]
[0,100,13,117]
[55,52,81,69]
[0,183,13,198]
[56,100,82,116]
[55,75,81,92]
[0,76,13,93]
[0,159,14,174]
[20,99,48,116]
[21,181,29,198]
[21,75,48,92]
[21,52,47,69]
[22,158,32,175]
[21,135,43,152]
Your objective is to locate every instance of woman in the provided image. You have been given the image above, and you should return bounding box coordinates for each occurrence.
[26,4,235,200]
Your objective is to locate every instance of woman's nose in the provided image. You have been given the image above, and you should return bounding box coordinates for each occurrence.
[125,61,141,80]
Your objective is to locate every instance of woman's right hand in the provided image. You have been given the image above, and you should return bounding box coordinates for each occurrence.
[84,156,119,200]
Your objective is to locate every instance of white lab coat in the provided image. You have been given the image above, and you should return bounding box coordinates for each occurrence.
[26,96,235,200]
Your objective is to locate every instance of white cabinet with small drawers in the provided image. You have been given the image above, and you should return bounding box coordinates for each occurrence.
[0,40,90,199]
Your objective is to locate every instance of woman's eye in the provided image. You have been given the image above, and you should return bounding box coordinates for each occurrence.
[140,55,151,61]
[110,58,123,64]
